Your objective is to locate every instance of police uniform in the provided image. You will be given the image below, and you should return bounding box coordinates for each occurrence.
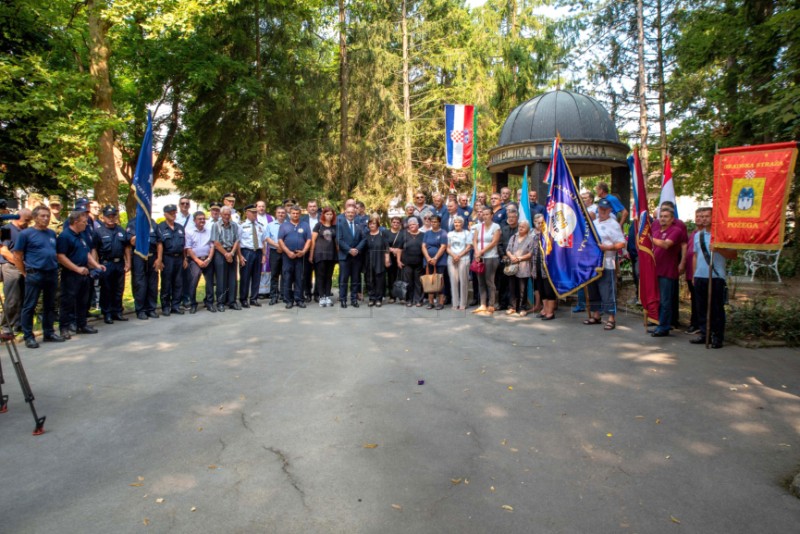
[57,224,96,336]
[238,205,265,307]
[156,209,185,315]
[94,206,129,323]
[127,218,161,319]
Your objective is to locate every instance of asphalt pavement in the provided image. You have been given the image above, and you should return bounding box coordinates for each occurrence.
[1,302,799,533]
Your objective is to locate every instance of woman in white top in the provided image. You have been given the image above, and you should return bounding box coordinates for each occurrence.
[584,199,626,329]
[472,206,501,315]
[446,216,473,310]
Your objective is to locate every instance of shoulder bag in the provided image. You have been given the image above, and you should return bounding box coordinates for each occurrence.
[470,224,486,274]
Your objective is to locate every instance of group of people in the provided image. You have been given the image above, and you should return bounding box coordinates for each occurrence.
[1,185,733,349]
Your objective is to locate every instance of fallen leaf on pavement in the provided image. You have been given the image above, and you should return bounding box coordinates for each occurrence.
[363,443,379,449]
[155,498,164,504]
[606,433,613,437]
[138,476,144,481]
[490,486,496,492]
[129,483,143,487]
[507,386,513,390]
[191,507,197,512]
[501,505,514,512]
[670,515,680,524]
[208,465,218,469]
[391,504,402,511]
[451,478,462,485]
[143,518,150,526]
[656,419,662,424]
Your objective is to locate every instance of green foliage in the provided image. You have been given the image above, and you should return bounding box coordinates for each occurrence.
[728,298,800,346]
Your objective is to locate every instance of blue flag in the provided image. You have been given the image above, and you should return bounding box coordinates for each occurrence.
[519,166,532,227]
[541,140,603,297]
[133,112,154,259]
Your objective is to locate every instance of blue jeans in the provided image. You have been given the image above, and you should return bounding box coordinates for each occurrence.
[21,269,58,339]
[656,276,677,334]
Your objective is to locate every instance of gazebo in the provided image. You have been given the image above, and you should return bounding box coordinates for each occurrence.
[488,90,631,207]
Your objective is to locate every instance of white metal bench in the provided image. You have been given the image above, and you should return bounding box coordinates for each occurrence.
[742,249,782,283]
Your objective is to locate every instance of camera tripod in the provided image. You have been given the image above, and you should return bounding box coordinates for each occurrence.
[0,287,46,435]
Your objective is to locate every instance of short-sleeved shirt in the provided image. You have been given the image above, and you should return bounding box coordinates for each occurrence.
[475,222,502,259]
[93,224,129,260]
[264,219,283,250]
[176,212,195,233]
[654,223,684,279]
[185,225,213,258]
[157,221,186,255]
[593,217,626,270]
[457,206,472,221]
[401,230,424,265]
[56,226,91,267]
[239,219,265,251]
[447,230,472,256]
[210,220,239,249]
[126,219,160,253]
[278,220,311,252]
[17,227,59,270]
[693,231,727,280]
[491,206,507,226]
[423,228,448,267]
[0,223,24,264]
[312,223,337,262]
[604,194,626,216]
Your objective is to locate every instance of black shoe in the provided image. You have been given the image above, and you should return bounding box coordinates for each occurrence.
[241,301,250,308]
[25,337,39,349]
[162,308,171,317]
[651,331,669,337]
[217,304,226,312]
[296,302,306,309]
[351,301,360,308]
[269,298,278,306]
[189,305,197,314]
[368,300,375,307]
[285,302,293,309]
[137,312,148,320]
[340,301,347,309]
[112,314,128,321]
[104,314,114,324]
[206,305,217,313]
[711,337,723,349]
[146,311,159,319]
[44,333,67,342]
[230,303,242,311]
[76,326,98,334]
[690,336,705,344]
[59,329,72,340]
[68,326,78,335]
[250,300,261,307]
[171,308,185,315]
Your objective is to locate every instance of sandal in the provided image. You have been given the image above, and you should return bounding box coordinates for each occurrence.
[583,317,602,325]
[519,310,528,317]
[604,321,616,330]
[426,303,434,309]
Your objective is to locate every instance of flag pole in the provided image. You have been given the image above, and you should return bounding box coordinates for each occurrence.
[471,107,478,205]
[706,247,714,349]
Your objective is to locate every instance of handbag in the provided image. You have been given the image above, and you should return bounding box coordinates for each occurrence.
[392,280,409,300]
[503,262,519,276]
[470,224,486,274]
[421,264,444,293]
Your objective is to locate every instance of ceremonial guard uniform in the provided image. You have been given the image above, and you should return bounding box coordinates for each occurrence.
[238,205,265,307]
[156,205,185,315]
[127,218,161,320]
[94,206,130,324]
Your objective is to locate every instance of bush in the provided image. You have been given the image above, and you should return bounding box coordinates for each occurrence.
[727,298,800,346]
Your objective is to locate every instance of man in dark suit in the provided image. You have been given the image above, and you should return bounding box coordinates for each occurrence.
[336,206,366,308]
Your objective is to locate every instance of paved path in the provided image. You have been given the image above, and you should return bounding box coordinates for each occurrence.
[2,304,799,533]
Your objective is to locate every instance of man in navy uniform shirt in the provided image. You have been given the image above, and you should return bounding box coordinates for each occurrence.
[16,206,64,348]
[155,204,186,316]
[127,214,161,320]
[57,209,105,339]
[0,208,32,336]
[94,205,130,324]
[278,205,311,308]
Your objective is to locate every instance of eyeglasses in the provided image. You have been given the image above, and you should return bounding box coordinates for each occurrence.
[180,202,190,206]
[415,196,424,199]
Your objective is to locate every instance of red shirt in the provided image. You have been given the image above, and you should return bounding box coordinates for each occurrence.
[654,223,685,279]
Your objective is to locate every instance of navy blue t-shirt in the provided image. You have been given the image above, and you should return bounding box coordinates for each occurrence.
[57,226,91,267]
[0,222,23,264]
[423,228,448,267]
[278,220,311,252]
[17,227,59,270]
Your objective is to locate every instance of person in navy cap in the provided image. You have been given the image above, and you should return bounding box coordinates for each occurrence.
[155,204,186,316]
[237,204,265,308]
[222,193,240,224]
[57,207,105,339]
[127,210,161,320]
[94,205,130,324]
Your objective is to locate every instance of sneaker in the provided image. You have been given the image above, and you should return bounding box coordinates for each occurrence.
[685,327,700,335]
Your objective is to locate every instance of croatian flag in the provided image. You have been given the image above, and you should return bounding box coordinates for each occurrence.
[445,104,474,169]
[658,153,677,218]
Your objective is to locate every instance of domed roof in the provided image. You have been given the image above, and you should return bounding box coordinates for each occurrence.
[498,90,621,146]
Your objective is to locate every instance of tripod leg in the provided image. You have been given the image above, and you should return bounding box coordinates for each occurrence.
[0,351,8,413]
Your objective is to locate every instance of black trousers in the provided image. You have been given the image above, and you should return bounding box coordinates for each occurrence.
[214,253,238,305]
[368,269,386,301]
[239,248,262,302]
[694,277,726,342]
[339,255,362,302]
[402,263,424,304]
[21,269,57,339]
[160,255,184,311]
[495,264,511,308]
[60,268,92,330]
[687,279,699,329]
[1,263,24,333]
[99,261,125,315]
[282,256,305,304]
[315,259,336,297]
[188,259,214,307]
[268,248,283,298]
[509,276,530,311]
[132,253,158,313]
[181,261,192,305]
[671,277,681,327]
[303,256,317,298]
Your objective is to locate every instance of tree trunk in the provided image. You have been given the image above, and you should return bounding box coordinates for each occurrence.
[339,0,349,198]
[636,0,649,178]
[88,0,117,207]
[402,0,413,202]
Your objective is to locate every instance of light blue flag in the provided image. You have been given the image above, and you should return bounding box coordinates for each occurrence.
[133,112,154,259]
[541,140,604,297]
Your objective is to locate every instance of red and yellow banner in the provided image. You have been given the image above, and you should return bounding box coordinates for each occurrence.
[713,142,798,250]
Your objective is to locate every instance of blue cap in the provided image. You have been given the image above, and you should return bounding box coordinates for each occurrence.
[597,198,612,209]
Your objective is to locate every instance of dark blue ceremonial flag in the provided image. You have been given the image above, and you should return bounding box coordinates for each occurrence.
[541,140,603,297]
[133,112,154,259]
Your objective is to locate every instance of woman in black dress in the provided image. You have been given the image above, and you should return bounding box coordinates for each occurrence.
[310,207,338,307]
[364,215,390,306]
[384,216,404,303]
[398,216,425,306]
